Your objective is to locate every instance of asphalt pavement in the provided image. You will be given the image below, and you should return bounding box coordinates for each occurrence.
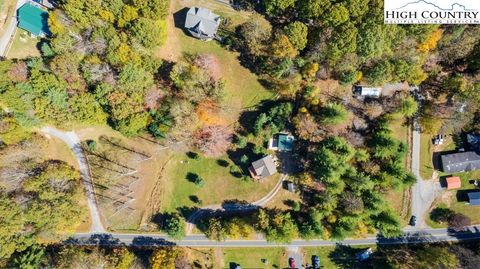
[0,0,26,56]
[69,225,480,248]
[287,247,303,269]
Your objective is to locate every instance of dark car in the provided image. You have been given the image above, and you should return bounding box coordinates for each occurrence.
[312,255,320,268]
[410,215,417,226]
[289,257,296,269]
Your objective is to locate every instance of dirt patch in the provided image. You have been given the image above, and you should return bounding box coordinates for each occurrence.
[440,191,454,207]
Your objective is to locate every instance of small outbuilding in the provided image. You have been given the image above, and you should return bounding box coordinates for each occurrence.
[249,155,277,180]
[184,7,220,40]
[268,133,294,152]
[468,192,480,206]
[287,182,295,192]
[17,3,50,37]
[353,85,382,98]
[445,176,461,190]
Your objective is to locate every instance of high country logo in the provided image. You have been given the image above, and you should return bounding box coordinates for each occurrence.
[384,0,480,24]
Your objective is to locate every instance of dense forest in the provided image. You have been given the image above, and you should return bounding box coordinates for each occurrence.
[0,0,479,265]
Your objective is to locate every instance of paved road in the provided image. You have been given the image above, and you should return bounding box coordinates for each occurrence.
[287,246,303,269]
[41,127,106,233]
[70,225,480,247]
[0,0,26,56]
[410,127,443,228]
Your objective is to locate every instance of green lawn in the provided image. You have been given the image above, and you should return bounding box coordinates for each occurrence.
[222,246,384,269]
[420,133,434,179]
[6,29,41,59]
[160,152,281,213]
[384,120,410,225]
[222,248,284,269]
[303,246,381,269]
[427,170,480,226]
[384,187,409,226]
[447,171,480,223]
[157,0,274,124]
[426,202,449,228]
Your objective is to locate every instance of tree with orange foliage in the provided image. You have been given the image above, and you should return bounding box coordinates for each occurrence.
[196,101,225,126]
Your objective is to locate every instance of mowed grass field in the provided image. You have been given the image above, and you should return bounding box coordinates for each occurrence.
[153,0,280,214]
[427,170,480,227]
[384,120,410,225]
[221,246,379,269]
[419,133,434,179]
[222,248,284,268]
[6,29,41,59]
[156,0,274,124]
[160,153,281,212]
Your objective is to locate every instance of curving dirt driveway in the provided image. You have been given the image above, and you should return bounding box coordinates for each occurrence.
[186,173,287,235]
[41,127,106,233]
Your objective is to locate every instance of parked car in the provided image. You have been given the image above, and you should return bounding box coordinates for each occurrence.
[288,257,296,269]
[312,255,320,268]
[410,215,417,226]
[356,248,373,261]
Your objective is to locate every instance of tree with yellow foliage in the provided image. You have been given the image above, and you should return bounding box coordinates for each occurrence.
[417,29,443,53]
[118,5,139,27]
[270,34,298,59]
[150,248,180,269]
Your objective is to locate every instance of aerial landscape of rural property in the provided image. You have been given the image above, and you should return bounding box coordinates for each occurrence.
[0,0,479,268]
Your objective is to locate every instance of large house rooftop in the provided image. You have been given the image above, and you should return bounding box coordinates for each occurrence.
[441,151,480,174]
[184,7,220,40]
[17,3,50,37]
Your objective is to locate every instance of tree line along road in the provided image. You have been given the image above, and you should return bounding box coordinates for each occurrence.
[70,225,480,247]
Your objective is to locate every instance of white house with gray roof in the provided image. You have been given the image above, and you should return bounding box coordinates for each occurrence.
[184,7,220,40]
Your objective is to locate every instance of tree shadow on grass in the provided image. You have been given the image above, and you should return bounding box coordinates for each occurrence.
[217,159,230,167]
[227,142,264,176]
[186,151,199,159]
[176,206,200,219]
[186,172,199,183]
[189,195,201,204]
[237,100,280,134]
[328,244,365,269]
